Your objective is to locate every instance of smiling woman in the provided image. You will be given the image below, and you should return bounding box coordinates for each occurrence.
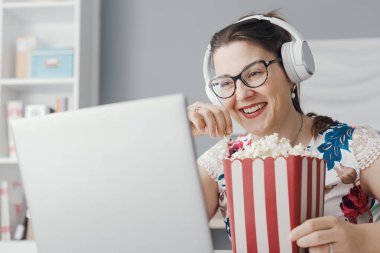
[212,40,295,136]
[188,10,380,253]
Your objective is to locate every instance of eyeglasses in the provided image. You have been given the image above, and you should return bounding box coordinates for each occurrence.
[208,58,282,99]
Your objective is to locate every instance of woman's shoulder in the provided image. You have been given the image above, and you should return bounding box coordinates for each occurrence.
[350,125,380,170]
[317,122,379,143]
[314,122,380,148]
[313,123,356,152]
[315,122,380,170]
[317,122,354,136]
[314,123,379,143]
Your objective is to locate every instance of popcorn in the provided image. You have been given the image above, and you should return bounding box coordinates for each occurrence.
[228,133,316,160]
[223,133,325,253]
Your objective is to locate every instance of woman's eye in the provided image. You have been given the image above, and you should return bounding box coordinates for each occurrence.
[248,71,259,78]
[221,80,232,87]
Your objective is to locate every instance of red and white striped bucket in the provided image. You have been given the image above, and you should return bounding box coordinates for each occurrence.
[224,156,326,253]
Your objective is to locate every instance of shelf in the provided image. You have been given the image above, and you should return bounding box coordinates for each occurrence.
[2,1,75,24]
[0,241,38,253]
[1,78,74,93]
[2,0,74,7]
[0,157,18,165]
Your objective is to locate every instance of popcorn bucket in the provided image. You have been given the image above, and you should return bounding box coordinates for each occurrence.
[224,156,326,253]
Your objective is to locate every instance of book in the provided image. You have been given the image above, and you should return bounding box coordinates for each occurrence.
[9,182,26,240]
[13,197,28,240]
[6,101,23,158]
[25,210,34,240]
[16,36,37,78]
[0,181,11,241]
[55,97,69,112]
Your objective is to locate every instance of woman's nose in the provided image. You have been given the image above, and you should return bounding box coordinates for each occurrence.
[235,79,254,101]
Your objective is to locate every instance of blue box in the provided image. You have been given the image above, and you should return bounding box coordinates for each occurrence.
[30,48,74,78]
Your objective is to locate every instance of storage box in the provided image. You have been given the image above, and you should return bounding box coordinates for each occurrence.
[24,105,54,118]
[30,48,74,78]
[224,156,326,253]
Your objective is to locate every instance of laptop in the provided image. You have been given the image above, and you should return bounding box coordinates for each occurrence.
[11,94,214,253]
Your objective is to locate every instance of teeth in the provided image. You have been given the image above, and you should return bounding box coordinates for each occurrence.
[242,103,265,114]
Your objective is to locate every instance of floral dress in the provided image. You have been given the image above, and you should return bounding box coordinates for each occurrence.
[197,123,380,237]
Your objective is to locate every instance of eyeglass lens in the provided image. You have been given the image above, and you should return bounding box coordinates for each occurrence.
[210,61,268,98]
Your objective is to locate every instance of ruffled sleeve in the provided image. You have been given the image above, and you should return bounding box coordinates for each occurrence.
[352,126,380,170]
[197,139,229,182]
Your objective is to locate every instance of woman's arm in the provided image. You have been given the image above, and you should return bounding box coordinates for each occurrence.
[359,156,380,252]
[360,155,380,200]
[187,101,232,220]
[198,164,219,221]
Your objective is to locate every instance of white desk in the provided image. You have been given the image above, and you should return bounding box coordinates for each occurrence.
[0,242,232,253]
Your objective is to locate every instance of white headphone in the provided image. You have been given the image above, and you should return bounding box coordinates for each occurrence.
[203,14,315,106]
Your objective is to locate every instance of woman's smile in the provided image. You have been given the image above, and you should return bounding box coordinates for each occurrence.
[238,102,267,119]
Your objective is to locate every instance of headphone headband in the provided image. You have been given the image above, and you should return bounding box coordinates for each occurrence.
[203,14,315,85]
[238,15,304,41]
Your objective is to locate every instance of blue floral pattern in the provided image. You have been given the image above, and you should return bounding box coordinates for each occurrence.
[224,217,231,238]
[217,174,225,190]
[317,123,355,170]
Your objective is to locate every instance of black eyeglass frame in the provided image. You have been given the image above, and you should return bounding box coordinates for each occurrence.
[208,58,282,99]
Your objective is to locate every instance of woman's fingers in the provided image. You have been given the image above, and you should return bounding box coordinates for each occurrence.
[190,111,206,136]
[201,103,232,137]
[289,216,339,241]
[289,216,340,252]
[188,103,213,136]
[296,229,334,248]
[188,102,232,137]
[220,105,233,135]
[198,107,219,137]
[290,216,364,253]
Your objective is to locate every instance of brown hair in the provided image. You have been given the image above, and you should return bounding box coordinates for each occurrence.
[209,10,338,137]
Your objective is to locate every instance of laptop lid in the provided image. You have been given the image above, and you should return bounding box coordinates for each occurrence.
[11,94,213,253]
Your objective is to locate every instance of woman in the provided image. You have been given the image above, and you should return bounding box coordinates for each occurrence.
[188,11,380,253]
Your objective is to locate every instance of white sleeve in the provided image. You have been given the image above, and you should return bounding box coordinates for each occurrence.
[196,139,229,182]
[352,125,380,170]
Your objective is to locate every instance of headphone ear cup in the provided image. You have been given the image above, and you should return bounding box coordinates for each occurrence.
[281,41,302,83]
[205,84,223,106]
[281,41,315,83]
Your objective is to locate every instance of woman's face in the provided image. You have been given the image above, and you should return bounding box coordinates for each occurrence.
[213,40,295,136]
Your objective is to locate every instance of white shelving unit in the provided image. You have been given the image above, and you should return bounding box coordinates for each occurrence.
[0,0,100,251]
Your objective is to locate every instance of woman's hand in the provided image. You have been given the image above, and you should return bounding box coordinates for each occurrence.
[188,102,233,138]
[289,216,365,253]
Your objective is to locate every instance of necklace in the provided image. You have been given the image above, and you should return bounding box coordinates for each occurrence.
[291,114,303,146]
